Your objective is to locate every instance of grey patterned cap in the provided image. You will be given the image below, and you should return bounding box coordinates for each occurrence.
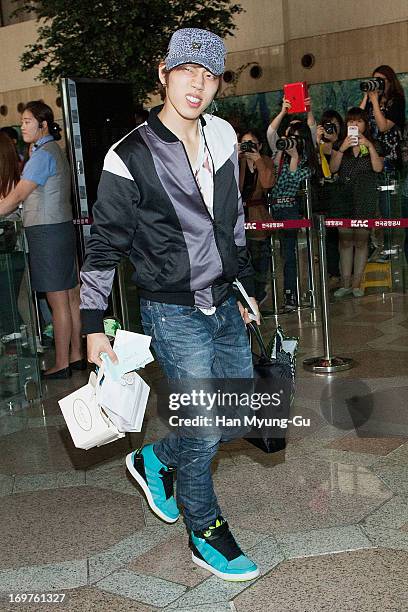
[165,28,226,76]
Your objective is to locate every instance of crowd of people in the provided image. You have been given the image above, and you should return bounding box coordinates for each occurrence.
[240,63,407,308]
[1,24,408,584]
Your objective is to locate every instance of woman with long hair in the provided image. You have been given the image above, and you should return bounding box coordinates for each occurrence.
[360,65,405,258]
[239,127,275,304]
[0,101,83,378]
[360,64,405,171]
[0,132,20,199]
[269,119,319,310]
[330,107,384,297]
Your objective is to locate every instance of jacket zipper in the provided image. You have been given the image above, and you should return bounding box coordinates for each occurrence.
[179,138,225,278]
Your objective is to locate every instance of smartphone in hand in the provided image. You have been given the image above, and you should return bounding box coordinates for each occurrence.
[347,125,359,146]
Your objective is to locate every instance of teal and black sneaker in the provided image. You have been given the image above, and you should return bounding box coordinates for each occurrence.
[190,517,260,581]
[126,445,179,523]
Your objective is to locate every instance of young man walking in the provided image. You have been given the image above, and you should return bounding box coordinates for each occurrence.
[80,28,260,581]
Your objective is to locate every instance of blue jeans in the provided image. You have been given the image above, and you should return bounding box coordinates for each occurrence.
[140,296,253,531]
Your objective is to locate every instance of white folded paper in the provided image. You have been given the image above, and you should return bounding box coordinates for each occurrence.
[101,329,154,381]
[98,370,150,433]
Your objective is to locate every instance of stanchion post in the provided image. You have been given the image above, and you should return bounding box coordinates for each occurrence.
[303,215,353,374]
[304,178,317,310]
[260,194,279,318]
[295,237,302,307]
[318,215,332,361]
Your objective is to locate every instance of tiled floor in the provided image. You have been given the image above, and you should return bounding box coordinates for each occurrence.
[1,292,408,611]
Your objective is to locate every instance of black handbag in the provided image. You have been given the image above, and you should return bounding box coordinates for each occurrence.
[245,323,296,453]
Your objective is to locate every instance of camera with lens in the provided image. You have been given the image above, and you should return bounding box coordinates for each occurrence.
[360,77,385,93]
[276,136,302,151]
[323,122,337,135]
[240,140,257,153]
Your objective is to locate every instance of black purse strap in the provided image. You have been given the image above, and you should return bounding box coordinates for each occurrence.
[247,322,270,361]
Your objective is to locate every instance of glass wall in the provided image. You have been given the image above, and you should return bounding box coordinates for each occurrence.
[0,219,41,411]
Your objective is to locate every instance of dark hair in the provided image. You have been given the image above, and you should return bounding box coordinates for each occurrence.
[372,65,405,101]
[286,120,320,174]
[0,132,20,198]
[320,109,346,142]
[24,100,62,141]
[158,64,222,103]
[0,126,19,142]
[239,128,264,146]
[278,115,302,137]
[134,106,149,126]
[341,107,375,155]
[345,106,374,139]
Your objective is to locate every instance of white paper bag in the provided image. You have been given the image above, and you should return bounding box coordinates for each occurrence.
[98,369,150,433]
[58,365,125,450]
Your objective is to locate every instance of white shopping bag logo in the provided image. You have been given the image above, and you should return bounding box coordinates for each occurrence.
[58,365,126,450]
[73,398,93,431]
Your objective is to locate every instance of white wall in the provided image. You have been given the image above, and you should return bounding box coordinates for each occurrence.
[0,20,40,90]
[225,0,285,51]
[284,0,408,40]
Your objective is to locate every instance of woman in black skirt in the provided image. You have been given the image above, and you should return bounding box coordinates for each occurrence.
[0,101,83,378]
[330,107,384,298]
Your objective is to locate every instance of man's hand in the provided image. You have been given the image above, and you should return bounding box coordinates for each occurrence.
[87,333,118,367]
[238,299,261,326]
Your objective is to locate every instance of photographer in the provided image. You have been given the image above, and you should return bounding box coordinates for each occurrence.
[239,129,275,304]
[267,96,317,155]
[269,121,319,311]
[360,65,405,259]
[330,108,384,298]
[360,65,405,172]
[316,110,346,286]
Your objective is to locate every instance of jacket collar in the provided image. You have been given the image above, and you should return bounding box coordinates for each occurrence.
[148,105,207,143]
[33,135,54,149]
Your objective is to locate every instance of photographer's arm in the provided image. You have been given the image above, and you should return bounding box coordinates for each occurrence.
[360,136,384,172]
[360,93,368,109]
[305,96,316,128]
[267,99,291,153]
[329,149,343,174]
[369,95,394,132]
[288,150,300,172]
